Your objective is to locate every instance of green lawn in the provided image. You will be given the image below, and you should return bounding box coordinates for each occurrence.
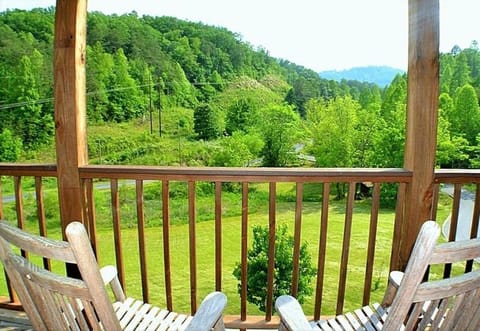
[0,182,453,317]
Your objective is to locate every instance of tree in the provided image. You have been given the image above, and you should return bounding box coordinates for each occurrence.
[373,74,408,168]
[439,53,455,95]
[12,52,53,149]
[209,132,263,167]
[167,63,198,108]
[436,93,470,168]
[214,76,283,133]
[358,85,382,110]
[381,74,407,119]
[436,109,470,168]
[232,224,315,312]
[257,104,301,167]
[193,103,223,140]
[450,84,480,145]
[305,96,359,168]
[225,98,253,134]
[86,42,114,122]
[305,96,361,199]
[106,48,144,122]
[352,105,382,168]
[285,76,323,118]
[0,129,22,162]
[449,52,472,96]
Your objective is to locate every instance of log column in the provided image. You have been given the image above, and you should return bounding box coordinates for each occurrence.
[395,0,439,269]
[54,0,88,233]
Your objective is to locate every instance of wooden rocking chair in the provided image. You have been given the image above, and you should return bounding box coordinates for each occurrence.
[275,220,480,330]
[0,221,227,330]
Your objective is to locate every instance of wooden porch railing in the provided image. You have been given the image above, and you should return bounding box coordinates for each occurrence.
[0,164,478,328]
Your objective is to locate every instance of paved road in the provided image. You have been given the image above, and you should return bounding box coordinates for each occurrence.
[441,184,480,241]
[1,180,145,205]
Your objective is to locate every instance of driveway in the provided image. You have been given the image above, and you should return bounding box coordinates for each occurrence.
[441,184,480,241]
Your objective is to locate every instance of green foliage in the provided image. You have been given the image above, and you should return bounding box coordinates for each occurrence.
[21,56,53,148]
[193,103,223,140]
[232,224,315,312]
[209,132,263,167]
[2,8,480,171]
[285,76,324,117]
[257,104,301,167]
[305,96,359,168]
[0,129,22,162]
[106,48,145,121]
[86,42,115,122]
[379,183,400,208]
[436,101,471,168]
[451,84,480,145]
[225,98,253,134]
[448,52,472,96]
[371,75,408,168]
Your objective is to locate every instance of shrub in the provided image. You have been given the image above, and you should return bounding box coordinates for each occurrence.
[0,129,22,162]
[232,224,315,312]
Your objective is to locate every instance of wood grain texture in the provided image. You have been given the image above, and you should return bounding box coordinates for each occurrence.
[276,220,480,330]
[0,221,227,330]
[400,0,440,269]
[54,0,88,229]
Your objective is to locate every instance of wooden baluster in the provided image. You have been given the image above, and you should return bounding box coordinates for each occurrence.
[162,180,173,311]
[314,182,330,320]
[111,179,125,290]
[136,180,149,302]
[363,183,381,306]
[188,181,197,314]
[336,182,356,315]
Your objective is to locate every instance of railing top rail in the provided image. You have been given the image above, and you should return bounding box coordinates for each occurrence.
[78,165,412,183]
[435,169,480,183]
[1,164,479,184]
[0,163,412,182]
[0,163,57,177]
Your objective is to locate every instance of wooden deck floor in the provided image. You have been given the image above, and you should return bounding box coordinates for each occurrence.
[0,308,279,330]
[0,309,279,331]
[0,309,31,331]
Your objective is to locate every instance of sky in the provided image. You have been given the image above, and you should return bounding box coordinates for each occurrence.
[1,0,479,72]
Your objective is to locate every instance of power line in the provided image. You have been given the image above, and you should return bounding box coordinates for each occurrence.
[0,98,53,110]
[0,80,229,110]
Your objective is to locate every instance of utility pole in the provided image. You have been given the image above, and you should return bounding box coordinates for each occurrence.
[158,80,162,137]
[149,74,153,134]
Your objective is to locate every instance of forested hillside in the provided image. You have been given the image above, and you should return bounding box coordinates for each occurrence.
[1,8,479,172]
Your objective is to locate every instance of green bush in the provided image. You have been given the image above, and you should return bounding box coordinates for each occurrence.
[0,129,22,162]
[232,224,316,312]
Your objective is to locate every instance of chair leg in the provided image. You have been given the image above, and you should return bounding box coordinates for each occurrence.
[213,318,225,331]
[278,321,289,331]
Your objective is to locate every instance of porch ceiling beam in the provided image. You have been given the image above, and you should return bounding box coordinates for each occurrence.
[54,0,88,233]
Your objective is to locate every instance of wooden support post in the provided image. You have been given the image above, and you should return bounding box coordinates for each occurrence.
[54,0,88,234]
[395,0,439,270]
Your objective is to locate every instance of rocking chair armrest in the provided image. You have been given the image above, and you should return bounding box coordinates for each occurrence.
[100,265,126,301]
[382,270,404,307]
[186,291,227,331]
[275,295,312,331]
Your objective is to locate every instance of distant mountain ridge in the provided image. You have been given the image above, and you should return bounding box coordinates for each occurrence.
[319,66,405,87]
